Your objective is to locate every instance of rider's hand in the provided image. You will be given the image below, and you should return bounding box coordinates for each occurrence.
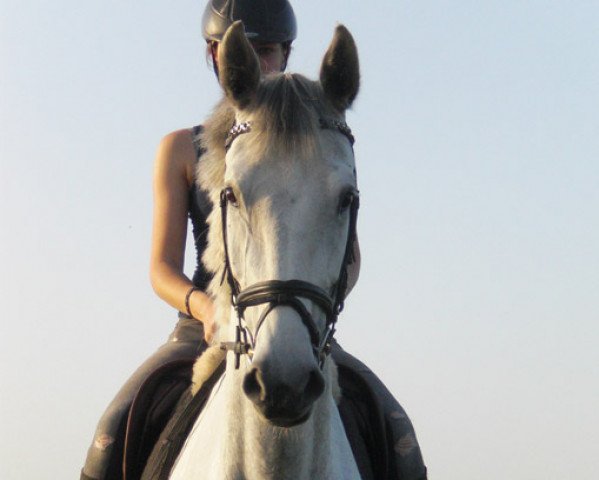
[190,291,217,343]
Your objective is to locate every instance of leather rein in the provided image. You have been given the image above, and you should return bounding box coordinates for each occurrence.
[219,118,359,369]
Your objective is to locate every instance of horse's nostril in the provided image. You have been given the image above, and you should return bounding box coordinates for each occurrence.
[304,368,325,402]
[243,367,266,402]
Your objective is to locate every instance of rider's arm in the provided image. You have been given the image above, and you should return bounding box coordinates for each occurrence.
[149,130,215,336]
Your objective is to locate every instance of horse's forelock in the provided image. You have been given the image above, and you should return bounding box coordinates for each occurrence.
[251,74,332,157]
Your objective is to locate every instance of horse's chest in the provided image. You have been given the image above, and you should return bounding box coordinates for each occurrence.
[168,377,361,480]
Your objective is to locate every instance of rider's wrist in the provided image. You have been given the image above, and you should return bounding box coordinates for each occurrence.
[185,286,201,320]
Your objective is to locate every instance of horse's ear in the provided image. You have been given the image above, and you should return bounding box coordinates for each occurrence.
[320,25,360,112]
[219,21,260,110]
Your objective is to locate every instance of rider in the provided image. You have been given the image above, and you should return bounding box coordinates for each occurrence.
[81,1,426,479]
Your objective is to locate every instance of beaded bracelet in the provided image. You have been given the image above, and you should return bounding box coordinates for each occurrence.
[185,286,201,320]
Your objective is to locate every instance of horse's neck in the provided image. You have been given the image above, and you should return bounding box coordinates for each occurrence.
[170,359,360,480]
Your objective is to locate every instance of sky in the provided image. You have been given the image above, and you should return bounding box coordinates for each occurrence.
[1,1,598,478]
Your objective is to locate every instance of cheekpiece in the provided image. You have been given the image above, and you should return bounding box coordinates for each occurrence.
[319,118,355,147]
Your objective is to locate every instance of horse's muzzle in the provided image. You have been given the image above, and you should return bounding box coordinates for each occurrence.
[243,366,325,427]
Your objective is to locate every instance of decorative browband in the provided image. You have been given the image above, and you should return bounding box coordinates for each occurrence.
[225,122,252,150]
[225,118,355,151]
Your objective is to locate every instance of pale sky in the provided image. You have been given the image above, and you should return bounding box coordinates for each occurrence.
[1,1,598,479]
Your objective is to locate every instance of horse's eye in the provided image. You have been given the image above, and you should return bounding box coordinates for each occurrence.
[224,187,239,207]
[338,190,356,213]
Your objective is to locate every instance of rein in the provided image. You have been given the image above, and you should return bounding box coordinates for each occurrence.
[219,118,359,369]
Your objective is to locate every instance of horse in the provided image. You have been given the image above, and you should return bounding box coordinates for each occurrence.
[161,22,362,479]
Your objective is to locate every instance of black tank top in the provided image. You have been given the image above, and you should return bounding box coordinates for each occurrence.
[189,125,213,290]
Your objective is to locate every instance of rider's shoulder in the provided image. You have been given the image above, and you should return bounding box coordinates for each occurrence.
[154,128,199,176]
[157,128,196,156]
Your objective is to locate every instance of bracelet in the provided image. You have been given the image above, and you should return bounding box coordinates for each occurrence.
[185,287,201,320]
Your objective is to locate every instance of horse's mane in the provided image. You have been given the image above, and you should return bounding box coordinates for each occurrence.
[197,73,336,329]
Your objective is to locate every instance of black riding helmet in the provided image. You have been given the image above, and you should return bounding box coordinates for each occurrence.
[202,0,297,44]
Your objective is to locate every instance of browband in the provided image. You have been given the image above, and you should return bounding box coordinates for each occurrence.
[225,118,355,151]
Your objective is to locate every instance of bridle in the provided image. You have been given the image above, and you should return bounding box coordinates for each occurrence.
[219,118,359,369]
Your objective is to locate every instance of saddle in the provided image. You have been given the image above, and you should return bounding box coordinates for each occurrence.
[116,355,422,480]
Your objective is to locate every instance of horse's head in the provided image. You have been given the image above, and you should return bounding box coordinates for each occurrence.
[201,21,360,427]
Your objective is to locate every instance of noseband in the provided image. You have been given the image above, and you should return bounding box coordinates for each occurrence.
[219,119,358,369]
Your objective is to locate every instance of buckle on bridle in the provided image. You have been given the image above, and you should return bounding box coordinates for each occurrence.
[220,325,252,369]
